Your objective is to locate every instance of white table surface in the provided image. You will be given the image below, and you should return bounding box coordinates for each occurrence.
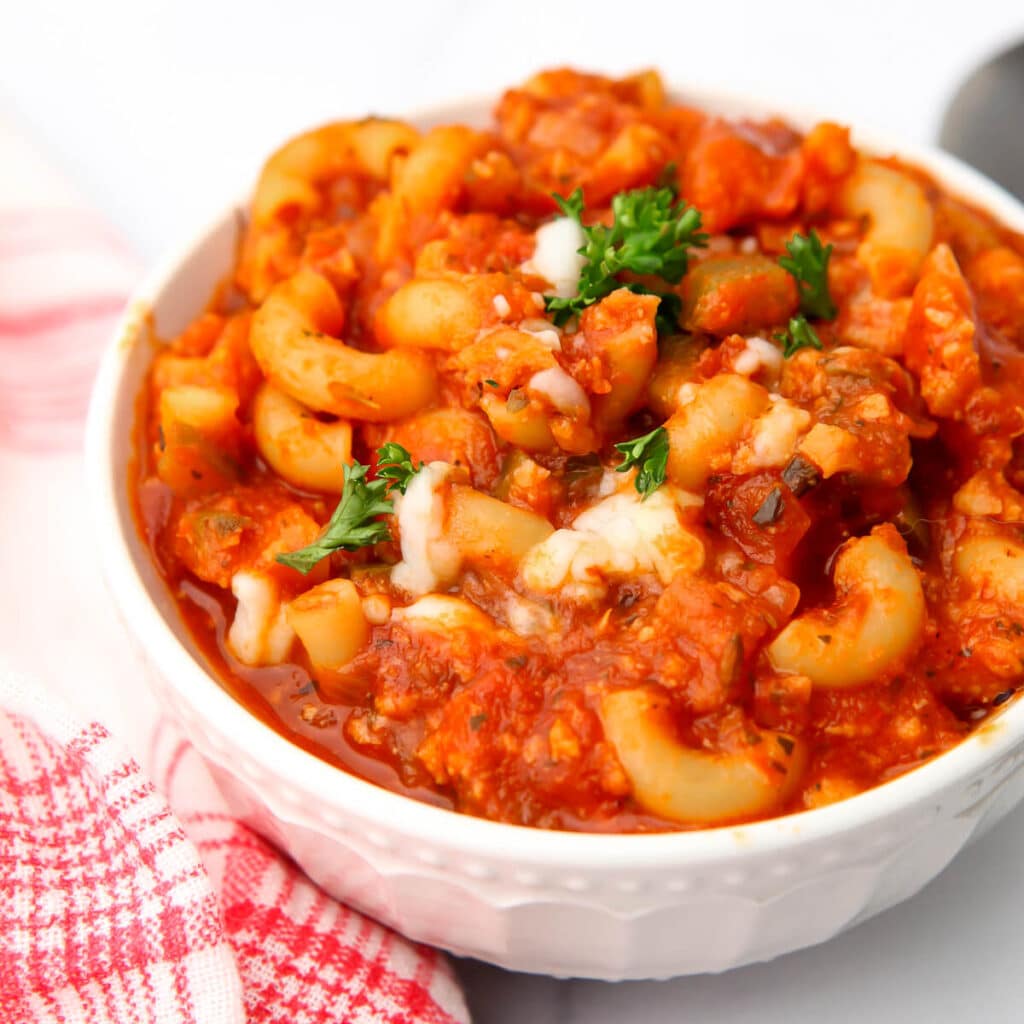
[4,1,1024,1020]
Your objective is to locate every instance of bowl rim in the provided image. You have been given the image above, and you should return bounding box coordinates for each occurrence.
[86,84,1024,870]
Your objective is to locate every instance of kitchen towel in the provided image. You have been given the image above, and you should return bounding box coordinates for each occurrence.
[0,107,469,1024]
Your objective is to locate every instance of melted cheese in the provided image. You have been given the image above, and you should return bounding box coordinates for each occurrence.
[734,398,812,472]
[227,571,295,666]
[519,319,562,351]
[596,469,621,497]
[520,488,705,601]
[394,595,493,632]
[733,336,784,377]
[524,217,587,298]
[390,463,461,597]
[503,593,558,636]
[676,381,699,407]
[528,366,590,417]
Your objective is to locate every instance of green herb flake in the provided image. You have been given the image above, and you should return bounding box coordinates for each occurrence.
[656,161,679,196]
[774,314,824,358]
[778,229,837,321]
[614,425,669,499]
[276,461,393,574]
[506,388,529,413]
[751,486,785,527]
[376,441,423,496]
[469,713,488,731]
[544,185,708,329]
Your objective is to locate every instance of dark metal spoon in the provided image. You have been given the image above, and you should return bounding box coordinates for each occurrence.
[939,40,1024,199]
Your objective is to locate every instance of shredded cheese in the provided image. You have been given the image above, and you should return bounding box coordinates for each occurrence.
[227,571,295,666]
[390,463,461,597]
[519,319,562,351]
[394,595,493,631]
[523,217,587,298]
[676,381,699,407]
[734,398,812,472]
[528,366,590,417]
[521,489,705,601]
[502,593,557,636]
[733,336,784,377]
[596,469,621,497]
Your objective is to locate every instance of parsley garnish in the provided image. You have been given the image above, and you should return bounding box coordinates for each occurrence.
[656,161,679,196]
[778,230,836,321]
[544,185,708,327]
[376,442,422,495]
[276,461,393,574]
[774,315,824,358]
[650,290,683,336]
[614,426,669,499]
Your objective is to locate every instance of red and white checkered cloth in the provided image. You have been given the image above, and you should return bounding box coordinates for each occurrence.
[0,110,470,1024]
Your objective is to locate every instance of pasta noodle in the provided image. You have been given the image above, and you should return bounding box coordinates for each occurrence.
[132,68,1024,832]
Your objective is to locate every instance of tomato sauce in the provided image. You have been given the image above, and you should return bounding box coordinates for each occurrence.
[132,68,1024,831]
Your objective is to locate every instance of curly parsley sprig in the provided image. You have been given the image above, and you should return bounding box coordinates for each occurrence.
[544,185,708,328]
[376,442,423,495]
[779,229,836,321]
[774,315,824,359]
[614,426,670,500]
[276,443,424,574]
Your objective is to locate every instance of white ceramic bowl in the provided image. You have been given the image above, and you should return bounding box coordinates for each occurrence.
[86,89,1024,981]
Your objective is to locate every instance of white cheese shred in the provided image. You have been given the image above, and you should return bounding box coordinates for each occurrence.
[390,463,461,597]
[522,217,587,299]
[520,489,705,602]
[528,366,590,417]
[227,571,295,666]
[733,336,784,377]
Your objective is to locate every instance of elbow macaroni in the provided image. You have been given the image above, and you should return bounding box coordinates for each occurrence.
[665,374,770,490]
[250,269,438,421]
[840,160,934,296]
[600,688,805,824]
[768,526,925,688]
[239,119,420,300]
[135,67,1024,832]
[252,383,352,493]
[286,578,369,670]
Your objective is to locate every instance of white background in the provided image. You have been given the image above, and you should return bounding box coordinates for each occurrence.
[4,1,1024,1020]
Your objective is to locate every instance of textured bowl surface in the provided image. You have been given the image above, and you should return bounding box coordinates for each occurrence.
[86,90,1024,980]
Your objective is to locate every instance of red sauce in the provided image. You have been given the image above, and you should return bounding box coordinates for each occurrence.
[131,68,1024,831]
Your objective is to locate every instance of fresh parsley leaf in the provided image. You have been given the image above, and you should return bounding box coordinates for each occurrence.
[774,314,824,358]
[656,161,679,197]
[276,462,393,574]
[614,425,670,499]
[544,185,708,327]
[553,188,586,220]
[778,230,836,321]
[376,442,422,495]
[651,290,682,336]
